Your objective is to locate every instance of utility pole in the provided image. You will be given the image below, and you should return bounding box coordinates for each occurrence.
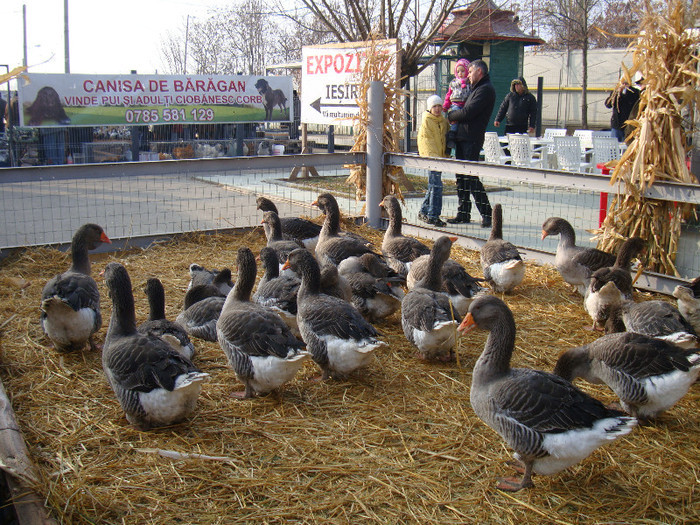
[64,0,70,73]
[184,14,190,74]
[23,5,27,66]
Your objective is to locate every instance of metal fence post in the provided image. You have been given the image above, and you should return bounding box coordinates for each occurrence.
[366,81,385,228]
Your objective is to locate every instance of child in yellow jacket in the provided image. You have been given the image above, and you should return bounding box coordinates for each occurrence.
[417,95,449,227]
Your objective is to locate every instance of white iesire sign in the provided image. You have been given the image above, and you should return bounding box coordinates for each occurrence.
[301,40,398,126]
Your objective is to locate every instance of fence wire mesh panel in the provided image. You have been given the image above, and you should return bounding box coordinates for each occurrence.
[388,154,700,281]
[0,154,362,250]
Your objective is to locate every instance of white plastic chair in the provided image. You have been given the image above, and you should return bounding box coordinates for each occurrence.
[591,136,621,173]
[543,128,567,140]
[482,132,512,164]
[542,128,567,155]
[573,129,595,154]
[554,136,592,172]
[507,134,542,168]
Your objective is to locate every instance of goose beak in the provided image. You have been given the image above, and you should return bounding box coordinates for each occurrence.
[458,313,476,333]
[379,201,384,208]
[311,200,318,207]
[101,232,112,244]
[281,259,291,271]
[541,229,548,240]
[449,236,458,243]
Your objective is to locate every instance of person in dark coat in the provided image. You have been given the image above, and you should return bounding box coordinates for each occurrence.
[604,78,640,142]
[493,77,537,134]
[446,59,495,228]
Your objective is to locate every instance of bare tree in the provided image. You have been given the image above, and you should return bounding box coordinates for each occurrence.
[280,0,488,83]
[589,0,642,48]
[160,27,187,74]
[539,0,607,127]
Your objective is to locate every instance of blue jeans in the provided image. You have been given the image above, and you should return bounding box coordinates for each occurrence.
[612,127,625,142]
[419,170,443,219]
[449,104,462,133]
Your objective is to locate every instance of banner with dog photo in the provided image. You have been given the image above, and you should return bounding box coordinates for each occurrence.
[17,73,293,127]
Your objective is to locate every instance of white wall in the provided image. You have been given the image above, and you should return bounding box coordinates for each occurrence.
[523,48,635,129]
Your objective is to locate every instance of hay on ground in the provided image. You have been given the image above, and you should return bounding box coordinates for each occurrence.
[0,222,698,524]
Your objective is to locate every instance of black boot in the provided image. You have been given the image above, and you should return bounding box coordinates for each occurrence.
[446,130,456,150]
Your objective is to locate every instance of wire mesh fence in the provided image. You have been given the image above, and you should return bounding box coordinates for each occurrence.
[0,154,362,250]
[1,152,698,284]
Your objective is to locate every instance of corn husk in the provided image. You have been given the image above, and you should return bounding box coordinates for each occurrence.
[345,36,413,206]
[594,0,700,275]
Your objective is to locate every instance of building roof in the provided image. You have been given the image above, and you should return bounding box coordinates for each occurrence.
[435,0,545,46]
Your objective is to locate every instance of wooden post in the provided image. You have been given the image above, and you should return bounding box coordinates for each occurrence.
[289,123,318,180]
[0,378,57,524]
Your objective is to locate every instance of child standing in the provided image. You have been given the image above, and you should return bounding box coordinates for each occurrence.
[417,95,449,227]
[443,58,471,150]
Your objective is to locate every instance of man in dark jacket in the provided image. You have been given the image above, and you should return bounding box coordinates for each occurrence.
[605,78,640,142]
[494,77,537,134]
[446,59,495,227]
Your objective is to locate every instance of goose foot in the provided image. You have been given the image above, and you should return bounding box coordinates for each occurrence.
[436,350,456,363]
[88,336,102,352]
[496,476,534,492]
[505,460,527,475]
[231,384,255,399]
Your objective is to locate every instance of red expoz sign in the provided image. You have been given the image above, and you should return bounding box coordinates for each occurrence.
[305,52,364,75]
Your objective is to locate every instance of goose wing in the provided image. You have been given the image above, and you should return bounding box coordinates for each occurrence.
[300,293,379,340]
[105,334,198,392]
[218,303,304,358]
[42,271,100,313]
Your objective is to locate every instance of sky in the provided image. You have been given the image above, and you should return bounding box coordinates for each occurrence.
[4,0,232,87]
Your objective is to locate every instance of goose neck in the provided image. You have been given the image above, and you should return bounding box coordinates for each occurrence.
[70,235,92,275]
[107,274,137,337]
[473,317,515,384]
[489,206,503,241]
[298,260,322,297]
[146,281,166,321]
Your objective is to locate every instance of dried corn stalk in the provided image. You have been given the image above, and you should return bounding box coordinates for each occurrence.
[595,0,700,275]
[345,36,412,206]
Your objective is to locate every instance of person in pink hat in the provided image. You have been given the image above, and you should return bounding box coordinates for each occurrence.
[443,58,471,150]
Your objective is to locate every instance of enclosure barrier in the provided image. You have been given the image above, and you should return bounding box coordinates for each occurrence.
[1,151,699,295]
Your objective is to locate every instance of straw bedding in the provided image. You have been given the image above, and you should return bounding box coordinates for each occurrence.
[0,223,698,524]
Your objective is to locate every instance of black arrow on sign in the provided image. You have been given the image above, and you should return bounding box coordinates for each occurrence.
[310,98,357,113]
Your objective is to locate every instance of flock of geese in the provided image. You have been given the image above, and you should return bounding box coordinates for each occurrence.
[38,193,700,492]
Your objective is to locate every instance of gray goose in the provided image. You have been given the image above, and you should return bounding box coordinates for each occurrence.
[480,204,525,293]
[554,332,700,419]
[584,237,645,330]
[175,284,226,342]
[283,248,386,380]
[102,262,208,430]
[138,278,195,360]
[313,193,378,266]
[216,247,309,398]
[379,194,430,277]
[407,253,484,318]
[401,236,461,361]
[40,223,111,352]
[187,265,234,295]
[605,299,699,349]
[320,262,352,303]
[541,217,616,295]
[337,254,403,322]
[261,211,306,270]
[672,276,700,332]
[256,196,321,251]
[253,246,301,336]
[459,295,636,492]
